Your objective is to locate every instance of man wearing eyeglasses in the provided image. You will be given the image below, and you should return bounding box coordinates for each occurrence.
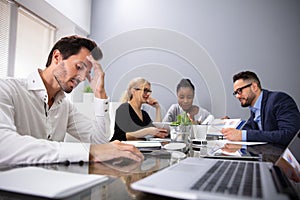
[221,71,300,146]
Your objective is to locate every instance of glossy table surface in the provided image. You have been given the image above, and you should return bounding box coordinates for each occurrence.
[0,140,287,200]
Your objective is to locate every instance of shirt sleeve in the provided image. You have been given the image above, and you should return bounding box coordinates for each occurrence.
[0,129,90,165]
[93,97,110,143]
[242,130,247,141]
[0,79,92,164]
[162,104,177,122]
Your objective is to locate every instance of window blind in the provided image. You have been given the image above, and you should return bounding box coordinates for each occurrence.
[0,0,10,78]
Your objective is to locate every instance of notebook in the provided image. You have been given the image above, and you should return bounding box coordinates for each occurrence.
[131,130,300,200]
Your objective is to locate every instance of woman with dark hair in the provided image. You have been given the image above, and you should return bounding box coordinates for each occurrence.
[163,78,214,124]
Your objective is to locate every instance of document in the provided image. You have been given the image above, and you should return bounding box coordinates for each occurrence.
[212,139,267,146]
[0,167,108,198]
[122,141,162,148]
[207,118,245,136]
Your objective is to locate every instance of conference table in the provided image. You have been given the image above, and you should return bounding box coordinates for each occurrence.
[0,139,287,200]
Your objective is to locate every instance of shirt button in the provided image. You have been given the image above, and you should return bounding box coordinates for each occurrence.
[105,109,108,112]
[105,102,108,105]
[47,135,51,140]
[79,160,84,166]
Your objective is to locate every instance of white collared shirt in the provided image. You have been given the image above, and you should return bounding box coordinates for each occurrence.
[0,70,110,165]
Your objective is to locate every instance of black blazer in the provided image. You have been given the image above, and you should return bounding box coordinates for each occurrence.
[243,89,300,146]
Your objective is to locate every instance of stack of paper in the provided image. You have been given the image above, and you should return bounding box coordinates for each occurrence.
[0,167,108,198]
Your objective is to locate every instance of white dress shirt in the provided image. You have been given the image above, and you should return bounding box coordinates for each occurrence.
[0,70,110,165]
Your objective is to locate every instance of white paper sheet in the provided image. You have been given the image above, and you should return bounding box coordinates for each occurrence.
[209,139,267,146]
[0,167,108,198]
[122,141,162,148]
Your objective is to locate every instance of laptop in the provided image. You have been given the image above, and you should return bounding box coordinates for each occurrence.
[131,130,300,200]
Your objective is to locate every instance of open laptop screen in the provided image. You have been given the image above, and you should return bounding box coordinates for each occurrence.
[275,130,300,182]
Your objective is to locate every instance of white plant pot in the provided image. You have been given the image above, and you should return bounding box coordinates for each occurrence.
[83,93,94,103]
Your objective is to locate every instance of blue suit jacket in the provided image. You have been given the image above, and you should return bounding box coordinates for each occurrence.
[243,89,300,146]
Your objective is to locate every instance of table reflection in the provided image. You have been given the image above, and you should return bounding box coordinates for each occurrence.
[189,140,262,161]
[88,151,172,199]
[0,141,287,200]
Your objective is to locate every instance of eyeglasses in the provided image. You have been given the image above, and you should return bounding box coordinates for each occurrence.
[232,83,252,96]
[134,88,152,94]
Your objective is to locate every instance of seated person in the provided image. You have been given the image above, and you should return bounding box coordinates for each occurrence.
[163,78,214,124]
[0,35,143,165]
[221,70,300,146]
[110,77,168,141]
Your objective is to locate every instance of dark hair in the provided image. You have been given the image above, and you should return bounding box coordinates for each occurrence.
[233,71,262,89]
[45,35,102,67]
[176,78,195,93]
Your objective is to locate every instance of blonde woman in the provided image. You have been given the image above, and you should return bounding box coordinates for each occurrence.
[110,77,168,141]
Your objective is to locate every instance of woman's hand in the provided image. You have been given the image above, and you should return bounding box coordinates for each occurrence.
[187,105,200,124]
[127,127,168,139]
[146,97,162,122]
[146,97,160,109]
[146,127,168,138]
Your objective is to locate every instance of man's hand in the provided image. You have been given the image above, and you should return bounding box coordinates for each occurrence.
[89,157,142,175]
[89,140,144,162]
[221,128,242,141]
[221,143,242,153]
[86,55,107,99]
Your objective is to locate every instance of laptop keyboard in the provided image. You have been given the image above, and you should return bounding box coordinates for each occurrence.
[191,160,263,198]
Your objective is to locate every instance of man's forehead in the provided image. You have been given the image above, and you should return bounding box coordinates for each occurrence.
[233,79,247,88]
[83,58,93,69]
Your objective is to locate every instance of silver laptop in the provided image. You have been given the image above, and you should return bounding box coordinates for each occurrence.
[131,131,300,200]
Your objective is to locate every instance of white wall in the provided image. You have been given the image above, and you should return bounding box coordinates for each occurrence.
[15,0,92,37]
[13,0,93,100]
[90,0,300,120]
[45,0,91,34]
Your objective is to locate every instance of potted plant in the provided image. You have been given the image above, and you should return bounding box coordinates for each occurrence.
[170,112,192,142]
[84,85,93,93]
[83,85,94,103]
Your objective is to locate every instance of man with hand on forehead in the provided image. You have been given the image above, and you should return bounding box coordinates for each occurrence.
[221,70,300,146]
[0,35,144,164]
